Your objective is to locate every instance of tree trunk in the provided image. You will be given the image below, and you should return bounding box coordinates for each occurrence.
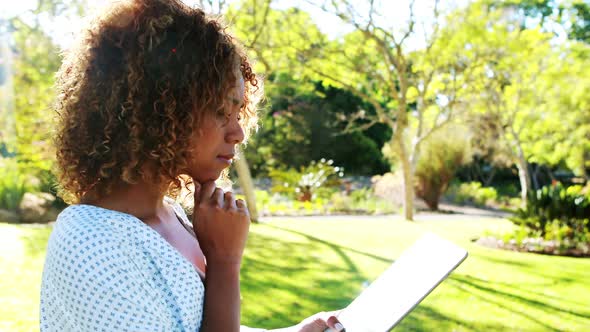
[515,153,531,206]
[396,138,415,221]
[483,167,497,187]
[234,151,259,222]
[531,163,540,190]
[580,158,588,181]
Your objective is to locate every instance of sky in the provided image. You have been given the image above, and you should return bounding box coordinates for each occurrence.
[0,0,465,50]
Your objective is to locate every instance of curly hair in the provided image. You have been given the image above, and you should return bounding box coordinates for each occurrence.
[53,0,261,204]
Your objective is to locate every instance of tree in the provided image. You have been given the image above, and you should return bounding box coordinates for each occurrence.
[0,19,17,159]
[463,1,589,203]
[529,42,590,179]
[461,112,514,186]
[491,0,590,44]
[227,1,326,76]
[567,1,590,43]
[291,0,487,220]
[4,15,62,179]
[169,0,280,221]
[228,1,342,221]
[242,73,390,177]
[473,29,554,202]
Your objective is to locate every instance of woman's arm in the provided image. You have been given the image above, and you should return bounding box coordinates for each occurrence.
[191,181,344,332]
[200,262,242,331]
[193,181,251,332]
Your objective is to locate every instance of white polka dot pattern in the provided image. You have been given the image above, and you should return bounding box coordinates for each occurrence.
[40,202,205,331]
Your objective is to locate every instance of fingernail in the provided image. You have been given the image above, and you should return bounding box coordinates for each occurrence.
[334,322,345,332]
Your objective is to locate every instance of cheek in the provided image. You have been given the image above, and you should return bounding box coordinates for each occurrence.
[187,135,214,162]
[186,117,224,161]
[186,134,204,164]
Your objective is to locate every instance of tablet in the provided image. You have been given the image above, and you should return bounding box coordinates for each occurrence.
[334,233,468,332]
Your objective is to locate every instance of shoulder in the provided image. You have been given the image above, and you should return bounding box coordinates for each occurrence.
[43,205,143,287]
[165,196,192,224]
[41,205,176,330]
[47,204,126,255]
[42,205,165,313]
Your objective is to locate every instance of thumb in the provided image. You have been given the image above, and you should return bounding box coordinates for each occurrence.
[326,316,345,332]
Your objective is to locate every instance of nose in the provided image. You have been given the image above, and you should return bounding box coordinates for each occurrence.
[226,119,245,144]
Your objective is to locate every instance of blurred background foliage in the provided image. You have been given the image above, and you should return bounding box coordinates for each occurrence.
[1,0,590,330]
[0,0,588,228]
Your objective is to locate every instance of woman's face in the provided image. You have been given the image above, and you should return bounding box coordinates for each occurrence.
[186,77,245,183]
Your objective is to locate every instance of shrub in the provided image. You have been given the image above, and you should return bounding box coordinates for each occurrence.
[495,182,520,197]
[496,196,523,211]
[414,126,472,210]
[510,183,590,238]
[329,188,397,215]
[254,189,271,206]
[243,186,397,216]
[0,158,38,211]
[371,172,404,208]
[253,192,327,216]
[269,159,344,202]
[446,181,498,207]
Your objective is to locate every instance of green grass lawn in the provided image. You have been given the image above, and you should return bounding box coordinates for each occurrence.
[2,215,589,331]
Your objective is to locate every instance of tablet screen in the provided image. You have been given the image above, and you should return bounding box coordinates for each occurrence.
[336,233,468,331]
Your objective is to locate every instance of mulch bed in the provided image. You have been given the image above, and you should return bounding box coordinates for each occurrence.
[475,236,590,258]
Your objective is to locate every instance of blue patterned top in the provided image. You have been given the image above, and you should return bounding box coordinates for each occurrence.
[40,199,263,332]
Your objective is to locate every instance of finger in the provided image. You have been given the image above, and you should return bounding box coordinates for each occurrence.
[224,192,237,210]
[326,316,345,332]
[199,181,216,205]
[236,199,250,219]
[193,182,202,206]
[212,187,224,207]
[303,318,327,332]
[236,198,248,212]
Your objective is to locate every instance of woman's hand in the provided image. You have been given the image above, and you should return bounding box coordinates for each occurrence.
[192,181,250,266]
[270,312,344,332]
[297,312,344,332]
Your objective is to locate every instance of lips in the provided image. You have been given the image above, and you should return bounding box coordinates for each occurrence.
[216,154,235,164]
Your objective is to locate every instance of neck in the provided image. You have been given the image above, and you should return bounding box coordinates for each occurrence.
[82,180,169,220]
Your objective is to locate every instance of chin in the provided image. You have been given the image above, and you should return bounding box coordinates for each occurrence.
[189,171,222,184]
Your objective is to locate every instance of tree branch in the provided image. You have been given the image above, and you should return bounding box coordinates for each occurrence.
[246,0,272,49]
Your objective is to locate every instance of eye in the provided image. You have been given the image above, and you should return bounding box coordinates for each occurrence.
[215,109,229,119]
[237,113,242,121]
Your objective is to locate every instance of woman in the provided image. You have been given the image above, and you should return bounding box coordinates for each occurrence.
[40,0,345,331]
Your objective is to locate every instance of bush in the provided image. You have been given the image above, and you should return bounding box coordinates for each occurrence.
[446,181,498,207]
[254,192,327,216]
[269,159,344,202]
[329,188,397,215]
[495,196,522,211]
[0,159,38,211]
[249,186,397,216]
[543,219,590,244]
[510,183,590,237]
[495,182,520,197]
[371,172,404,208]
[414,126,472,210]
